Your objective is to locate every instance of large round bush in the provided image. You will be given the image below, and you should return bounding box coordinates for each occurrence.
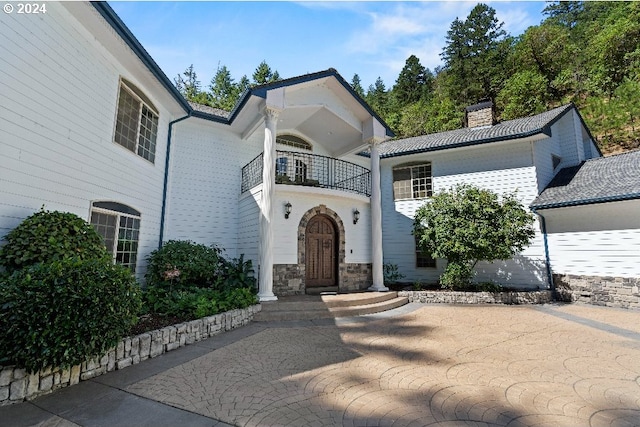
[0,209,110,273]
[0,258,142,373]
[145,240,224,289]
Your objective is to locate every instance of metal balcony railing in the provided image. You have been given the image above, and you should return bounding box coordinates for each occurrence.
[241,150,371,197]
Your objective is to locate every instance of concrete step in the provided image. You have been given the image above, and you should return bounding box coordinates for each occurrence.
[253,292,408,322]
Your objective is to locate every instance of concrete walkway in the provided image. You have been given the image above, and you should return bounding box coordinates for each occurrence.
[1,303,639,427]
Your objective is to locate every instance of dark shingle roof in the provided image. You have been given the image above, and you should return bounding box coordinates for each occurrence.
[187,101,230,119]
[377,104,574,158]
[531,150,640,209]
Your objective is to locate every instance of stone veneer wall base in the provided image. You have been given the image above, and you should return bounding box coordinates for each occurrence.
[0,304,261,406]
[398,290,553,305]
[553,274,640,310]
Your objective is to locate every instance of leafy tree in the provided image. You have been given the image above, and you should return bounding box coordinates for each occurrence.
[497,70,549,120]
[398,93,463,137]
[351,74,365,98]
[587,2,640,97]
[252,60,280,85]
[413,184,535,289]
[512,24,573,100]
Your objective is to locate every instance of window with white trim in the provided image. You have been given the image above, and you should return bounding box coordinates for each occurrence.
[393,162,432,200]
[114,79,159,163]
[90,201,141,272]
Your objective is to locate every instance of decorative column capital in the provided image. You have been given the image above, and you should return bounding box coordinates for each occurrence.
[264,106,282,124]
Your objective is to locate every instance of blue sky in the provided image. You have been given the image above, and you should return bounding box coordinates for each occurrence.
[109,1,548,91]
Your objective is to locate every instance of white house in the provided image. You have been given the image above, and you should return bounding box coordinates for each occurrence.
[1,2,637,306]
[377,102,602,289]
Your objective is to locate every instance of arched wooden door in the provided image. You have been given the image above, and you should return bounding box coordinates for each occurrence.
[305,215,338,289]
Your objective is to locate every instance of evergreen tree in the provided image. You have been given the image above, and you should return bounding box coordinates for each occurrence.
[174,64,202,101]
[252,61,280,85]
[441,4,511,105]
[392,55,429,107]
[210,65,239,111]
[365,77,389,118]
[351,74,365,98]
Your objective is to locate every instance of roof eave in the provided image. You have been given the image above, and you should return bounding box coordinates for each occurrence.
[91,2,191,113]
[531,193,640,210]
[379,128,549,159]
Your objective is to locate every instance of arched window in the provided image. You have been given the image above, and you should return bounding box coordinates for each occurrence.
[276,134,312,151]
[114,78,159,163]
[90,201,141,272]
[392,162,432,200]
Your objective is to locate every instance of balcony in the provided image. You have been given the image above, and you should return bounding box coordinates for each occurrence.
[241,150,371,197]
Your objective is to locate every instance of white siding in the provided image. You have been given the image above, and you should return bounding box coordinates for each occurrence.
[164,120,263,257]
[0,3,173,278]
[272,187,371,265]
[381,141,548,288]
[532,110,601,193]
[237,188,261,269]
[544,200,640,277]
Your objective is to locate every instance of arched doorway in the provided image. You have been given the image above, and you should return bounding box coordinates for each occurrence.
[305,214,338,289]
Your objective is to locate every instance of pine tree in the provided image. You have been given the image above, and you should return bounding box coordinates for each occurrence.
[210,65,239,111]
[252,61,280,85]
[392,55,429,107]
[351,74,365,98]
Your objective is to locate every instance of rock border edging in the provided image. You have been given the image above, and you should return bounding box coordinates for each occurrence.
[398,290,553,305]
[0,304,261,405]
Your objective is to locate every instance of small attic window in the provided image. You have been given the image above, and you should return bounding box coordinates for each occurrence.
[552,154,562,170]
[276,135,312,151]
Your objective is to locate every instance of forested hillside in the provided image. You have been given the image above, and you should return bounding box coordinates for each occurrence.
[175,1,639,155]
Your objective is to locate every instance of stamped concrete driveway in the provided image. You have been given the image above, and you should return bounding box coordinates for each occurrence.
[3,303,640,427]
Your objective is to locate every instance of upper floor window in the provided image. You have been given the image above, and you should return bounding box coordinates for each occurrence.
[393,162,432,200]
[276,134,312,151]
[114,79,159,163]
[90,201,141,273]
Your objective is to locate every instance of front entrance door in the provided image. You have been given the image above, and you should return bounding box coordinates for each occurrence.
[305,215,337,289]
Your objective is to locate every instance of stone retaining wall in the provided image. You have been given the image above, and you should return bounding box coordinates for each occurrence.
[398,290,553,305]
[553,274,640,309]
[0,304,261,406]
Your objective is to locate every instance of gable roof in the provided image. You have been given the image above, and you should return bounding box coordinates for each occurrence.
[531,149,640,210]
[93,3,393,136]
[377,104,578,158]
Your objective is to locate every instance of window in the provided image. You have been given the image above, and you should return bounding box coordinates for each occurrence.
[551,154,562,170]
[114,79,159,163]
[393,163,432,200]
[275,156,308,182]
[276,134,312,151]
[415,236,436,268]
[90,202,141,272]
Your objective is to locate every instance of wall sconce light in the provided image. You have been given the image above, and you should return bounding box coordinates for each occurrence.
[353,208,360,225]
[284,202,292,219]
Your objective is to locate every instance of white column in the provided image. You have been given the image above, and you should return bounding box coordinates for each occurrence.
[258,107,279,301]
[368,140,388,292]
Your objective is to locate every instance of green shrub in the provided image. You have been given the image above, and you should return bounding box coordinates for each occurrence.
[383,263,405,285]
[145,240,224,289]
[440,262,474,290]
[0,258,141,373]
[221,254,256,290]
[0,208,110,273]
[142,286,258,320]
